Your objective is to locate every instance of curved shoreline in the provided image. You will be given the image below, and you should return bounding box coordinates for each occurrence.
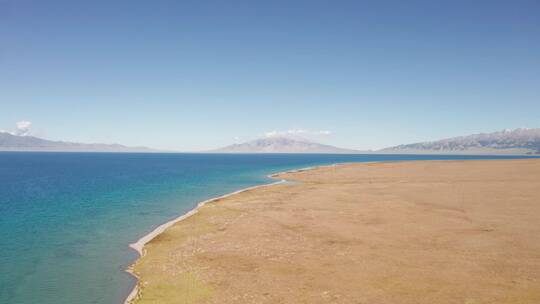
[123,179,287,303]
[127,178,286,256]
[123,159,540,304]
[122,163,340,304]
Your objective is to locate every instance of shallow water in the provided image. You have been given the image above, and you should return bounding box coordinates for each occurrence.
[0,152,533,303]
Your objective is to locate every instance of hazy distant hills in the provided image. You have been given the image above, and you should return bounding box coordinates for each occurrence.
[381,128,540,155]
[3,128,539,154]
[0,132,155,152]
[215,128,540,155]
[212,137,361,154]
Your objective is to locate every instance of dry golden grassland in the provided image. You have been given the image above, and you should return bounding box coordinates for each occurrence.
[130,159,540,304]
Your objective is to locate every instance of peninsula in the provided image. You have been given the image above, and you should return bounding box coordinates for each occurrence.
[127,159,540,303]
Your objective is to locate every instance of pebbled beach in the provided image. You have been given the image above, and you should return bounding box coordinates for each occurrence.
[127,159,540,304]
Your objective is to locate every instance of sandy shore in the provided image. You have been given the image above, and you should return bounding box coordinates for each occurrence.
[127,159,540,304]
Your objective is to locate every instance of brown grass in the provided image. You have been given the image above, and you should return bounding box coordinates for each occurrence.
[131,159,540,304]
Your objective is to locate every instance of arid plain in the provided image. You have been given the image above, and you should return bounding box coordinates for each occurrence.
[129,159,540,304]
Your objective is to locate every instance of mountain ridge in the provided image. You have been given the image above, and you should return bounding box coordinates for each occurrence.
[380,128,540,155]
[3,128,539,154]
[211,136,361,154]
[0,132,155,152]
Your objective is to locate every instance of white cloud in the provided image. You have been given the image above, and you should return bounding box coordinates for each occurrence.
[262,129,332,139]
[1,121,32,136]
[15,121,32,136]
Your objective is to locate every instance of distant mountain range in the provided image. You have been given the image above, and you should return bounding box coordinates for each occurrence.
[2,128,539,154]
[380,128,540,155]
[0,132,154,152]
[211,137,360,154]
[214,128,540,155]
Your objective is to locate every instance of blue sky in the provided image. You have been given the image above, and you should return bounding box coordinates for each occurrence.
[1,0,539,151]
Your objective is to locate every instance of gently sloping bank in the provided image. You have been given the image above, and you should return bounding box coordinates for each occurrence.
[125,159,540,304]
[123,164,339,304]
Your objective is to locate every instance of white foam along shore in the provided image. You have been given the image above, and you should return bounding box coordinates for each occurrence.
[123,163,340,304]
[127,178,287,256]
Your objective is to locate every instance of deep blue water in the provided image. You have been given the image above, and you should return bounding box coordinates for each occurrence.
[0,152,535,304]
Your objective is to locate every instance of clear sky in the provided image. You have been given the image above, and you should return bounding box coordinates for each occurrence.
[1,0,539,151]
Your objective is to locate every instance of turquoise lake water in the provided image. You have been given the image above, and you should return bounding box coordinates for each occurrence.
[0,152,534,304]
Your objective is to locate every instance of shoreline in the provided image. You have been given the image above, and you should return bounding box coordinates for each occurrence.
[121,158,514,303]
[123,163,341,304]
[126,159,540,304]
